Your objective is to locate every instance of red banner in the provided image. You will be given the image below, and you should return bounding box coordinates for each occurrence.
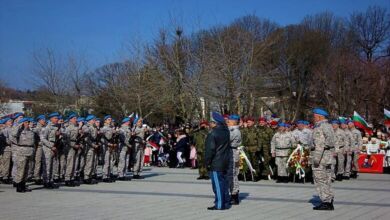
[358,154,384,173]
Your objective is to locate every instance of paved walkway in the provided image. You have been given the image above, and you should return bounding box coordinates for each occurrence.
[1,167,390,220]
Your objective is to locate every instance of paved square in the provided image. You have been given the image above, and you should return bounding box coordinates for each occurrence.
[1,167,390,220]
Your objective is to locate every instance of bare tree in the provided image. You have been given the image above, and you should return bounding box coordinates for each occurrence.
[349,6,390,62]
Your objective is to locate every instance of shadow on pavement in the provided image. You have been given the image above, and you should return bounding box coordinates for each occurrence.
[239,192,250,202]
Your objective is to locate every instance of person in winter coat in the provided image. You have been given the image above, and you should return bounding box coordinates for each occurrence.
[205,112,232,210]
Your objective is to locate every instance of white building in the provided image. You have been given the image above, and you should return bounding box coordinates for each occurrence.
[0,100,33,117]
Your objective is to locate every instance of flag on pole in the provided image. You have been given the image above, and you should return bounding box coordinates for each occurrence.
[384,109,390,126]
[352,111,372,134]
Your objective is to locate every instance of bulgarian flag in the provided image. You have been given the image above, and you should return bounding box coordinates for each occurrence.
[385,109,390,126]
[352,111,372,135]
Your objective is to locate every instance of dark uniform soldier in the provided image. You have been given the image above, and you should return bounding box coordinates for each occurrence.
[257,117,274,180]
[192,120,209,180]
[241,117,260,181]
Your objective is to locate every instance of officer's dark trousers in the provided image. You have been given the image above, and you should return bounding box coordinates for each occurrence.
[210,171,230,210]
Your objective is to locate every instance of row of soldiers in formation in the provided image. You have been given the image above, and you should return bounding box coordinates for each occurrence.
[0,112,148,192]
[194,115,363,184]
[201,108,363,210]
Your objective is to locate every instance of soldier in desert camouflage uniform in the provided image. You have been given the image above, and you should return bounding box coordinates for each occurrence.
[271,123,293,183]
[311,108,335,211]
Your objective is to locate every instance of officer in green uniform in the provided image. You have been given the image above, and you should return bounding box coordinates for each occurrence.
[193,120,209,180]
[257,117,274,180]
[241,117,260,181]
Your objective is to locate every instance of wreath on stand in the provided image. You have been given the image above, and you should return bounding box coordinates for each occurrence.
[287,144,310,180]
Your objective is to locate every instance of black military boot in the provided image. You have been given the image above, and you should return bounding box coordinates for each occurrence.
[43,182,50,188]
[22,182,32,192]
[313,202,334,211]
[73,180,81,186]
[102,178,111,183]
[197,176,205,180]
[336,174,343,181]
[47,182,59,189]
[65,180,75,187]
[117,176,128,181]
[329,200,335,210]
[85,178,98,184]
[2,178,12,184]
[207,206,226,210]
[133,175,143,179]
[230,193,240,205]
[34,179,43,185]
[16,182,24,193]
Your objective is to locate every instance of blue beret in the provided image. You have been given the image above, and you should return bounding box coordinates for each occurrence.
[303,120,310,125]
[96,118,101,122]
[0,119,4,124]
[122,117,130,124]
[104,115,112,121]
[211,112,225,124]
[85,115,96,122]
[330,120,340,124]
[67,113,77,120]
[2,117,11,123]
[296,120,304,125]
[48,112,60,119]
[19,118,29,124]
[278,122,287,127]
[13,113,24,119]
[36,115,46,121]
[312,108,329,117]
[228,114,240,121]
[77,117,85,123]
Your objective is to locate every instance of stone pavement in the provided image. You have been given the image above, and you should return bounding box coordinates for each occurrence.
[1,167,390,220]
